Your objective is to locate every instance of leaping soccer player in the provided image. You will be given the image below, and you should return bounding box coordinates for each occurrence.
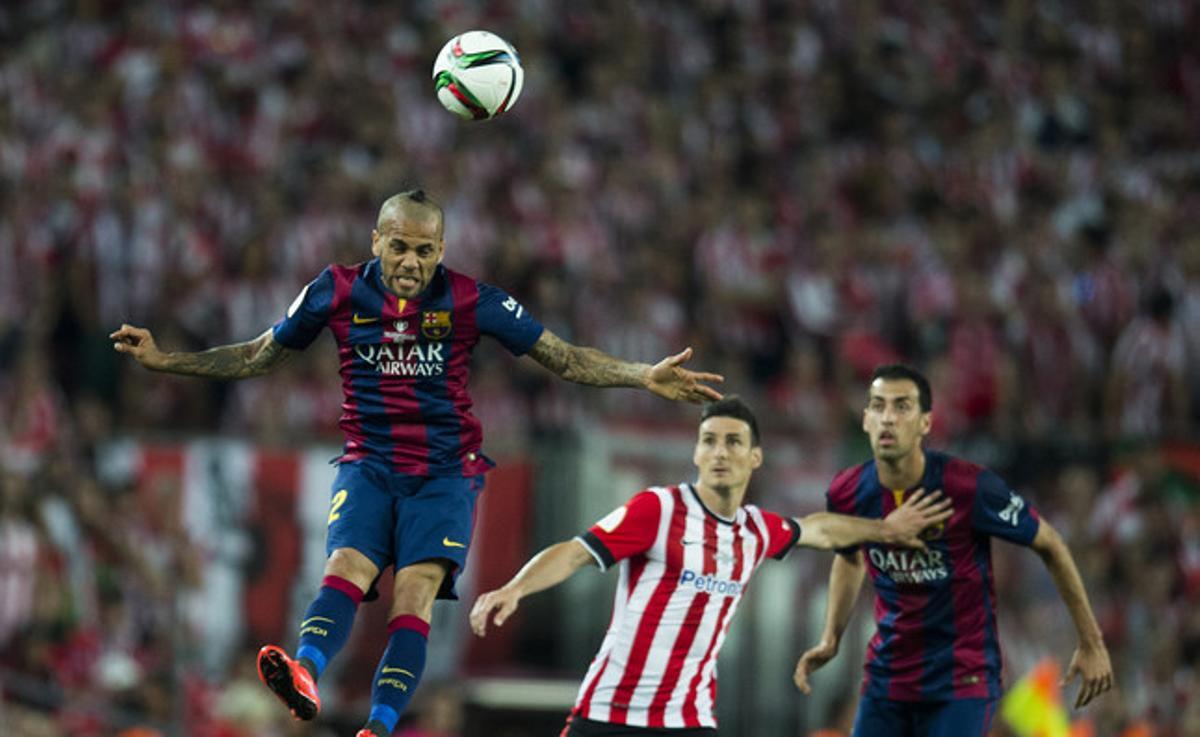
[112,189,726,737]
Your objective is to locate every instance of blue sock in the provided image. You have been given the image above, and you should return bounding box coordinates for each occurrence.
[365,615,430,735]
[295,575,363,680]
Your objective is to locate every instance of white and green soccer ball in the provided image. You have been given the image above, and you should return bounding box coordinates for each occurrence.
[432,30,524,120]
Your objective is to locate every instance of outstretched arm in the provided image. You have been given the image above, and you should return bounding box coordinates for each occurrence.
[525,329,723,403]
[469,539,596,637]
[797,488,953,550]
[794,551,866,694]
[1030,519,1114,709]
[111,324,293,379]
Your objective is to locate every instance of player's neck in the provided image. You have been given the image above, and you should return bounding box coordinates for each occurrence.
[693,481,744,520]
[874,448,926,491]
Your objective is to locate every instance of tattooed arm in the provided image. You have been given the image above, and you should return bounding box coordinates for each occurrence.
[110,324,293,379]
[525,329,724,404]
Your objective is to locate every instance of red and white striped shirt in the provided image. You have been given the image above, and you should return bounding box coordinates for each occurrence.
[572,484,800,729]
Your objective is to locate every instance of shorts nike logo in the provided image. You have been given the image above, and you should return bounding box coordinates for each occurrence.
[352,313,379,324]
[382,667,415,677]
[443,537,467,548]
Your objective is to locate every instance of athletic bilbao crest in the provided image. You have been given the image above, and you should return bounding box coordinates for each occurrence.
[421,310,452,339]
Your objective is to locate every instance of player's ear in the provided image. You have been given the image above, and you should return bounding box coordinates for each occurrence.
[371,229,383,257]
[750,446,763,470]
[436,237,446,262]
[919,411,932,437]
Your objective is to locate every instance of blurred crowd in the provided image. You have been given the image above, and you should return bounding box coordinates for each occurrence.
[1,0,1198,735]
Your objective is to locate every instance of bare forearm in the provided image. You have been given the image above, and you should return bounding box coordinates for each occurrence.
[529,337,648,388]
[821,553,866,643]
[1036,532,1104,646]
[563,346,650,388]
[158,331,289,379]
[505,540,595,598]
[799,512,890,550]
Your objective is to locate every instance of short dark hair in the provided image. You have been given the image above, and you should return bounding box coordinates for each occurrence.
[870,364,932,412]
[700,395,761,446]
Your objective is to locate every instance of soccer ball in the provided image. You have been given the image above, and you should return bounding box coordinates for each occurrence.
[432,30,524,120]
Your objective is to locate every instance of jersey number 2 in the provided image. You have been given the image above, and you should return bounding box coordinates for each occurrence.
[328,489,349,525]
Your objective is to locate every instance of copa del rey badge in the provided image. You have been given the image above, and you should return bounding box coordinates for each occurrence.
[421,310,452,339]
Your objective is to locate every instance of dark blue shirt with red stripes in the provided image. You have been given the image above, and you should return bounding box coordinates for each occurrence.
[272,260,544,476]
[826,450,1041,701]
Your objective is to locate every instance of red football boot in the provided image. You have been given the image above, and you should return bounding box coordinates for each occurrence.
[256,645,320,720]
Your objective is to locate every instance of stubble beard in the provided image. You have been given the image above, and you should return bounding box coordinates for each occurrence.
[710,482,733,499]
[873,438,908,464]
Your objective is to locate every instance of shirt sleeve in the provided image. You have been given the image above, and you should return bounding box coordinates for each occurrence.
[826,483,860,556]
[475,282,545,356]
[971,469,1041,545]
[759,509,802,561]
[575,491,661,571]
[272,268,335,350]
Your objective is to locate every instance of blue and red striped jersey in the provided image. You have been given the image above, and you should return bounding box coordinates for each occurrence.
[272,260,544,476]
[826,450,1040,701]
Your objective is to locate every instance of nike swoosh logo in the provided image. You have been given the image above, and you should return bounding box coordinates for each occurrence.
[442,537,467,548]
[352,313,379,324]
[382,667,415,677]
[681,539,703,546]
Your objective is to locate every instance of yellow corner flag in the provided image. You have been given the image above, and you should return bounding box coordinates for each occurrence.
[1001,659,1071,737]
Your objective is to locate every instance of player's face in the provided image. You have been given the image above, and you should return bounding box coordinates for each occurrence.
[863,378,931,462]
[372,215,445,298]
[693,416,763,493]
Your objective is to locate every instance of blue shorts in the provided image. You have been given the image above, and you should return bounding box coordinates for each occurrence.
[851,695,998,737]
[325,460,484,600]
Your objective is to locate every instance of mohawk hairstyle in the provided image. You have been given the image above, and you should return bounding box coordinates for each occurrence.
[377,189,444,236]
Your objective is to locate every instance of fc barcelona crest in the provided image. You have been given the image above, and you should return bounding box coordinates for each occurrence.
[421,310,452,339]
[893,488,947,540]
